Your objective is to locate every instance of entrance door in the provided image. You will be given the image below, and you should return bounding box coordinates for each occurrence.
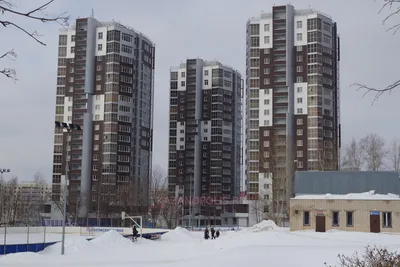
[315,215,326,232]
[370,214,380,233]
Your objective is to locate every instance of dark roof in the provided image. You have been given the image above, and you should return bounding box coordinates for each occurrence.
[294,171,400,195]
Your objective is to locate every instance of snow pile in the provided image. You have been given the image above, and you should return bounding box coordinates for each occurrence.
[161,227,193,241]
[248,220,280,232]
[40,236,90,255]
[294,190,400,200]
[90,230,133,247]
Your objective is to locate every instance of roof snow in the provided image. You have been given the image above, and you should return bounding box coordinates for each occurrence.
[293,190,400,200]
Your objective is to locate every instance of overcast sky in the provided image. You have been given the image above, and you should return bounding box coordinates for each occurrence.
[0,0,399,182]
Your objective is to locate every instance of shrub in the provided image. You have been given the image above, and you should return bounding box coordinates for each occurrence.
[325,245,400,267]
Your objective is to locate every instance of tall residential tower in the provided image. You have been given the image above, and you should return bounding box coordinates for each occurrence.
[168,59,243,227]
[52,17,155,223]
[245,5,340,214]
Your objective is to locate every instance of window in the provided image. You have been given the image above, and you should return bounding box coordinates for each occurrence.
[296,46,303,52]
[204,80,208,85]
[98,32,103,39]
[303,211,310,225]
[297,129,303,136]
[296,76,303,82]
[346,211,354,227]
[98,44,102,51]
[205,70,209,76]
[383,212,392,228]
[263,130,269,136]
[264,36,270,44]
[264,24,270,31]
[297,161,303,168]
[297,151,303,157]
[296,55,303,62]
[297,21,302,29]
[297,108,303,114]
[264,58,270,64]
[296,66,303,72]
[332,211,339,226]
[297,140,303,146]
[71,35,76,42]
[70,47,75,54]
[297,87,303,93]
[95,125,100,131]
[264,68,270,74]
[296,33,303,41]
[264,78,270,85]
[264,99,270,105]
[181,72,185,78]
[297,118,303,125]
[263,141,269,147]
[181,81,185,86]
[94,134,99,140]
[297,98,303,103]
[264,110,269,115]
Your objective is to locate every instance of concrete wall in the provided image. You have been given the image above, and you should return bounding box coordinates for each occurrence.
[290,198,400,233]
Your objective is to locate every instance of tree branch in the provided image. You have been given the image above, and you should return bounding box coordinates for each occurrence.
[351,79,400,104]
[0,0,69,26]
[352,0,400,102]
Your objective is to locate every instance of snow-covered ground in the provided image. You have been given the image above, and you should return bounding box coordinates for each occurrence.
[1,220,400,267]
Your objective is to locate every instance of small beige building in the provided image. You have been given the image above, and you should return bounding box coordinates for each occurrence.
[290,191,400,233]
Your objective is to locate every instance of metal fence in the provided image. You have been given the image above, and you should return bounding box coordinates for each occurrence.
[0,226,57,255]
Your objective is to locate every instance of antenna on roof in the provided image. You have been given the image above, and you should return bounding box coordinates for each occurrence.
[91,9,94,18]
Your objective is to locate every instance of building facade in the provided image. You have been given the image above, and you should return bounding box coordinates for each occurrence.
[52,17,155,223]
[290,194,400,233]
[245,5,341,215]
[168,59,243,226]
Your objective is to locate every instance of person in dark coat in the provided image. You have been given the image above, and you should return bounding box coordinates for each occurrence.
[204,227,209,240]
[215,229,220,238]
[132,225,138,241]
[210,227,215,239]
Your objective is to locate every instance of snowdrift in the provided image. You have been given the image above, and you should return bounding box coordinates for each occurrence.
[247,220,280,232]
[40,236,90,255]
[90,229,134,247]
[161,227,193,241]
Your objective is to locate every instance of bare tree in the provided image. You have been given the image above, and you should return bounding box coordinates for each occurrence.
[360,133,388,171]
[389,138,400,171]
[0,176,23,225]
[351,0,400,102]
[52,185,87,225]
[1,0,69,80]
[18,172,50,225]
[250,198,270,224]
[159,198,182,229]
[341,138,364,171]
[148,165,168,228]
[260,135,287,226]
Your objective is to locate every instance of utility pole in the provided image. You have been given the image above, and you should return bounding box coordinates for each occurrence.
[55,121,82,256]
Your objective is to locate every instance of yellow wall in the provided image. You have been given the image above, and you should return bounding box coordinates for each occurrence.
[289,198,400,233]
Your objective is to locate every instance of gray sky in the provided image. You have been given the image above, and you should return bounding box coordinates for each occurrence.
[0,0,399,182]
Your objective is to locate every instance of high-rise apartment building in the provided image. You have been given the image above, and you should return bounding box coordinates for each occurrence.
[168,59,243,226]
[245,5,340,213]
[52,17,155,223]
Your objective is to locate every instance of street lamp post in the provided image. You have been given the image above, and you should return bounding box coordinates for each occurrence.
[0,169,10,222]
[55,121,82,256]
